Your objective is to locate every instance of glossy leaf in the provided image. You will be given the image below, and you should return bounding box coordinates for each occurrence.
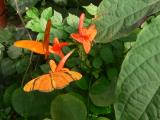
[95,0,160,43]
[115,15,160,120]
[50,94,87,120]
[12,88,56,117]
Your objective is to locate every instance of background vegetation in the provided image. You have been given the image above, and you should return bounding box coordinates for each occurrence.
[0,0,160,120]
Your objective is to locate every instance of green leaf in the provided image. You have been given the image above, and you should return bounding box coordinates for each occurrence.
[0,29,13,43]
[3,84,18,106]
[90,76,117,106]
[50,94,87,120]
[12,88,56,117]
[37,32,44,40]
[40,64,50,73]
[100,46,114,64]
[8,0,40,14]
[67,13,79,29]
[16,57,29,74]
[83,3,97,15]
[7,46,22,59]
[51,10,63,26]
[51,28,68,39]
[92,57,103,69]
[1,58,16,76]
[106,68,118,80]
[76,77,89,90]
[26,7,39,19]
[41,7,53,20]
[115,15,160,120]
[89,104,112,115]
[26,19,43,32]
[97,117,110,120]
[95,0,160,43]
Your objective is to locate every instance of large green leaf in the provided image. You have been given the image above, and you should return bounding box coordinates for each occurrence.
[12,88,57,117]
[95,0,160,43]
[115,15,160,120]
[50,94,87,120]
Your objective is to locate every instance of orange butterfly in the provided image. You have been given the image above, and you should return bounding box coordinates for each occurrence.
[23,50,82,92]
[70,13,97,54]
[14,20,68,58]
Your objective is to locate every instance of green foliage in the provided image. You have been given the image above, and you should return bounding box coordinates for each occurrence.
[115,15,160,120]
[94,0,160,43]
[3,0,160,119]
[50,94,87,120]
[12,88,56,117]
[83,3,98,15]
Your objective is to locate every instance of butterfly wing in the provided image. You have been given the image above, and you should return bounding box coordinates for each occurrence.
[43,19,51,58]
[14,40,45,54]
[24,74,55,92]
[49,60,57,72]
[53,70,82,89]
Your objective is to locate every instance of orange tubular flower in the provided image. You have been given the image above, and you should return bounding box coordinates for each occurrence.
[23,50,82,92]
[50,37,68,58]
[70,13,97,54]
[14,20,68,59]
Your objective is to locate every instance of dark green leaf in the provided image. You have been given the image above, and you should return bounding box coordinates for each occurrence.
[51,94,87,120]
[100,46,114,64]
[90,76,116,106]
[92,57,103,69]
[7,46,22,59]
[76,77,89,90]
[40,64,50,73]
[12,88,56,117]
[3,84,18,106]
[1,58,16,76]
